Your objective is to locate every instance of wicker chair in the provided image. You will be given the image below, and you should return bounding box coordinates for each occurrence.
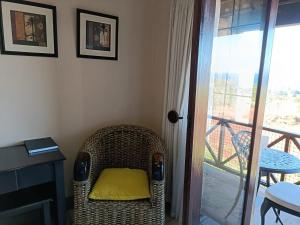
[73,125,165,225]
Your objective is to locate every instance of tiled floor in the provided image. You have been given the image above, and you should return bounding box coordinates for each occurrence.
[2,203,300,225]
[167,216,180,225]
[201,164,300,225]
[166,164,300,225]
[167,187,300,225]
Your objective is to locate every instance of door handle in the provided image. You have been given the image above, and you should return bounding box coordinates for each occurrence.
[168,110,183,124]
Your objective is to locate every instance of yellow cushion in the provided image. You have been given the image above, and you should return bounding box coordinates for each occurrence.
[88,168,151,201]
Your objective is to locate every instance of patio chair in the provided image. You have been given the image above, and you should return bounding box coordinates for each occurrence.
[261,182,300,225]
[225,131,252,218]
[73,125,165,225]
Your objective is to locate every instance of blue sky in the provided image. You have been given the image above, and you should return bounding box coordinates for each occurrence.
[269,25,300,92]
[211,24,300,92]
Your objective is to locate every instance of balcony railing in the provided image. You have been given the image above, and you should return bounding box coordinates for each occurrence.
[205,116,300,185]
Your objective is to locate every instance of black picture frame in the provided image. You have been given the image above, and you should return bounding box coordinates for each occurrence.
[0,0,58,57]
[77,8,118,60]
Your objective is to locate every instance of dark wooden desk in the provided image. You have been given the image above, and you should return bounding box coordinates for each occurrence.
[0,145,66,225]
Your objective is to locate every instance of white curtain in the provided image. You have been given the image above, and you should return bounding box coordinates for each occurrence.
[162,0,194,220]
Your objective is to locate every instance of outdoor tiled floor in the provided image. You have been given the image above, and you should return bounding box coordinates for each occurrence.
[167,188,300,225]
[167,164,300,225]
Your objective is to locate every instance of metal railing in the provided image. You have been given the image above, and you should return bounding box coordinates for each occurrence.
[205,116,300,184]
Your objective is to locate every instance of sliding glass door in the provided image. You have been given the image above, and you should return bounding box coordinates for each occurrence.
[183,0,278,224]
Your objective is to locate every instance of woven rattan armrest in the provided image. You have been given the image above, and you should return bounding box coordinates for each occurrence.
[150,180,165,207]
[73,151,93,206]
[149,152,165,206]
[74,152,91,182]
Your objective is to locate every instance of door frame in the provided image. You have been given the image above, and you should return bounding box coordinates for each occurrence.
[182,0,217,224]
[242,0,279,224]
[182,0,279,225]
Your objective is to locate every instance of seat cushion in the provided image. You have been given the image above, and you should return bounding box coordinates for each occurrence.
[89,168,151,201]
[265,182,300,213]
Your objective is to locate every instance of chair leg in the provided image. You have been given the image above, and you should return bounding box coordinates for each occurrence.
[257,170,262,195]
[276,209,281,223]
[261,199,271,225]
[267,173,270,187]
[42,201,51,225]
[272,208,283,225]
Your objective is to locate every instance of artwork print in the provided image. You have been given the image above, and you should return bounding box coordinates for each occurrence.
[86,21,111,51]
[0,0,57,57]
[77,9,118,60]
[10,10,47,47]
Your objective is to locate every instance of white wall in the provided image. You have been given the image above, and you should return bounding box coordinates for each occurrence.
[0,0,170,195]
